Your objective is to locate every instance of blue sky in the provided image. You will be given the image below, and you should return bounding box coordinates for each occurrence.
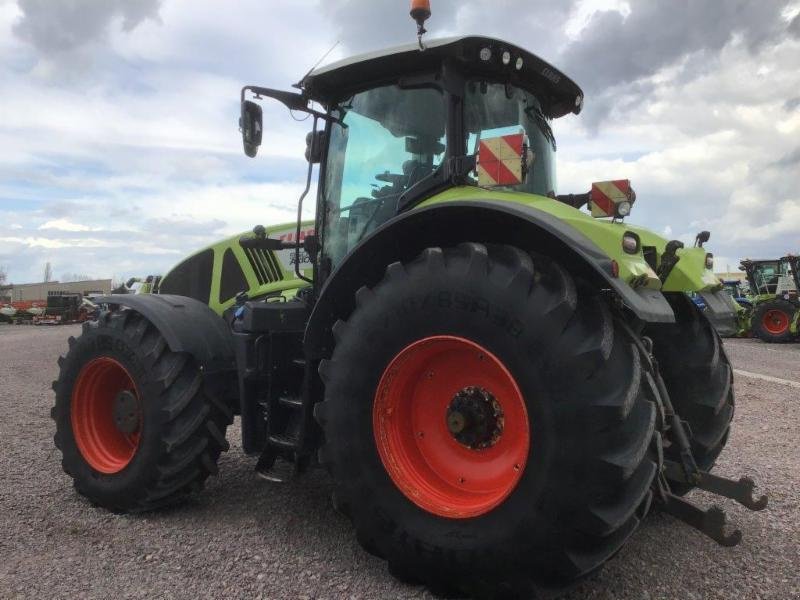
[1,0,799,284]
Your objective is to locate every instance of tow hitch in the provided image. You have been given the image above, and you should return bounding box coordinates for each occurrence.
[644,336,768,546]
[664,461,768,511]
[658,463,768,547]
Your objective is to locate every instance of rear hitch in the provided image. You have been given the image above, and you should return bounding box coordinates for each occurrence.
[664,460,768,511]
[642,339,768,546]
[660,490,742,547]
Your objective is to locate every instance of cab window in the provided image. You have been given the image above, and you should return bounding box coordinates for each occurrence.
[322,85,446,268]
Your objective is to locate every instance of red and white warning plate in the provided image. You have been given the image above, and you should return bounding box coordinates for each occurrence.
[590,180,632,218]
[477,133,526,187]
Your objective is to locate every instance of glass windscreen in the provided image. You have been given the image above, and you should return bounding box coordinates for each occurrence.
[752,261,788,293]
[322,85,446,268]
[465,81,557,197]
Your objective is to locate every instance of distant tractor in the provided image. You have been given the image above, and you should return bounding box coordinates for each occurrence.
[740,257,799,342]
[51,7,765,598]
[32,292,91,325]
[721,279,751,309]
[124,275,162,295]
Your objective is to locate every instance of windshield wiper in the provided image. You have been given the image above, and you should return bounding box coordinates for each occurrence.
[525,106,556,151]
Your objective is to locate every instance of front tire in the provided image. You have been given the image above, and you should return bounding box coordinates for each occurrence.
[314,244,660,597]
[645,293,734,489]
[52,309,233,512]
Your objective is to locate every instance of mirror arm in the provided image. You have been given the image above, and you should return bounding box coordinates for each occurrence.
[238,236,292,251]
[241,85,307,111]
[241,85,343,124]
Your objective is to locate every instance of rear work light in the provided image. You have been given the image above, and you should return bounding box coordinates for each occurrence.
[622,232,640,254]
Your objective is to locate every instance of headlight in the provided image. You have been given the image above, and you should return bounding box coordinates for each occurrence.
[480,47,492,61]
[622,232,640,254]
[616,201,631,217]
[501,50,511,65]
[705,253,714,270]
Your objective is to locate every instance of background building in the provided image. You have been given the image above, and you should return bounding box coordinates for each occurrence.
[714,271,747,283]
[0,280,112,303]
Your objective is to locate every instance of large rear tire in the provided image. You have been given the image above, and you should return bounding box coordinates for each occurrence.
[314,244,660,598]
[752,299,797,343]
[52,309,233,512]
[644,293,734,489]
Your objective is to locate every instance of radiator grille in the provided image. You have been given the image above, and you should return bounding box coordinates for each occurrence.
[243,247,283,285]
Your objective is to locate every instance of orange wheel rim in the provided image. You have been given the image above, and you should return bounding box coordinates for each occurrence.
[71,357,141,474]
[373,336,529,519]
[763,309,789,335]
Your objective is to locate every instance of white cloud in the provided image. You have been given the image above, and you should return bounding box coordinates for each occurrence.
[1,0,799,286]
[39,219,97,232]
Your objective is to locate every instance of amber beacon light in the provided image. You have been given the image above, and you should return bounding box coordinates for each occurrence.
[410,0,431,48]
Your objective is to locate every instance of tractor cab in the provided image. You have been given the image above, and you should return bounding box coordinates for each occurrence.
[740,258,796,296]
[740,257,799,342]
[783,255,800,292]
[240,36,583,282]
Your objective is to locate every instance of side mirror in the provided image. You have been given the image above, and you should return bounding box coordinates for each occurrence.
[240,100,263,157]
[305,131,325,164]
[695,230,711,248]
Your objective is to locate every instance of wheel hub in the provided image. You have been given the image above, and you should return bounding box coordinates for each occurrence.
[373,335,529,519]
[71,356,141,474]
[446,386,504,449]
[763,309,789,334]
[113,390,141,434]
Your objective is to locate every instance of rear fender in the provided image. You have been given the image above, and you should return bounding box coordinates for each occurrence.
[305,201,675,359]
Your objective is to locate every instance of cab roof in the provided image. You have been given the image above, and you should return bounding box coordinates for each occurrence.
[301,36,584,119]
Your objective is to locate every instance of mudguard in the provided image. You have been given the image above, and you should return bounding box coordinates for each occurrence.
[698,290,739,338]
[93,294,235,373]
[305,200,675,358]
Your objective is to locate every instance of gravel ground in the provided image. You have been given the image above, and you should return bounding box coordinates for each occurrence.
[0,324,797,600]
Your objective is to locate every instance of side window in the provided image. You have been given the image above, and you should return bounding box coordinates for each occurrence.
[322,85,446,268]
[159,249,214,304]
[219,248,248,304]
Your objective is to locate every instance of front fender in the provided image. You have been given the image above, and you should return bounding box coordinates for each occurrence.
[697,290,740,337]
[94,294,235,373]
[663,246,720,292]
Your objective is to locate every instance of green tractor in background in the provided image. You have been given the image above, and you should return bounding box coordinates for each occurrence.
[739,256,799,342]
[51,8,766,598]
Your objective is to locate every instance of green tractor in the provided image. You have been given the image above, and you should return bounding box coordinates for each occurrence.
[739,256,799,342]
[51,10,766,598]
